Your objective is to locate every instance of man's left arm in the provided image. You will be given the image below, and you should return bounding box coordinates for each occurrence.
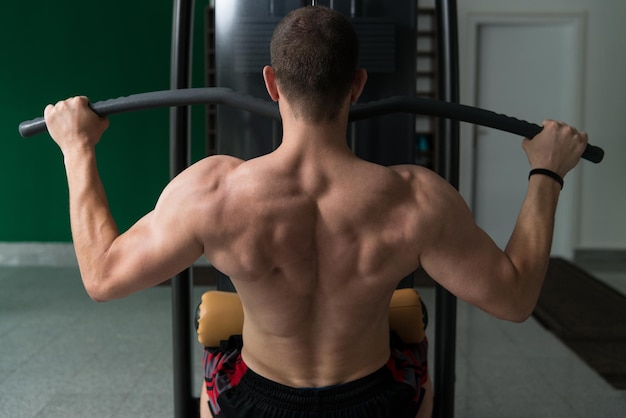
[45,97,203,301]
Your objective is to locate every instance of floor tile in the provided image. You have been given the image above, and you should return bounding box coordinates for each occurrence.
[34,393,127,418]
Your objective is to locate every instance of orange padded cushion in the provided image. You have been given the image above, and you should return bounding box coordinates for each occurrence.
[197,288,425,347]
[389,288,425,344]
[196,291,244,348]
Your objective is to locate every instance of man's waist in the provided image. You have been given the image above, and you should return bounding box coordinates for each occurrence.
[240,337,390,388]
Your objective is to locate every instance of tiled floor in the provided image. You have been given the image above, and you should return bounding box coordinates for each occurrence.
[1,264,625,417]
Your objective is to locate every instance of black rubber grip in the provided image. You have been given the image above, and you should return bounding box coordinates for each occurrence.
[19,88,603,163]
[349,96,604,164]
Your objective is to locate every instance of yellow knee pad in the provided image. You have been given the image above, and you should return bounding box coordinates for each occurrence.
[389,288,426,344]
[196,291,244,348]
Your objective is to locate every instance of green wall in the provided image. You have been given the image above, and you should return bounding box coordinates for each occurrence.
[1,1,208,242]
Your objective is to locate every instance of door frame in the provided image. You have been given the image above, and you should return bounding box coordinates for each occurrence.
[459,12,586,258]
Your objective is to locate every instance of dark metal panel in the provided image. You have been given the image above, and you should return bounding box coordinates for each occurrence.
[214,0,299,159]
[215,0,417,166]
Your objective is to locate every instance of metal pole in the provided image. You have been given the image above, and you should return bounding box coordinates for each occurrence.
[170,0,195,417]
[433,0,459,417]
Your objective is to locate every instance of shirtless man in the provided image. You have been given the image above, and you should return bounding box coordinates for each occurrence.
[44,6,588,418]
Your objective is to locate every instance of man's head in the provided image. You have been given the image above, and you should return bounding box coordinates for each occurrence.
[265,6,366,122]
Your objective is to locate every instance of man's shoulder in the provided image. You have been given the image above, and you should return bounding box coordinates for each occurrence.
[195,154,246,171]
[388,164,443,186]
[163,155,245,203]
[386,164,460,212]
[179,154,245,182]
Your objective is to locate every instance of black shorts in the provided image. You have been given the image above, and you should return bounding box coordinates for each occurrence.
[202,333,428,418]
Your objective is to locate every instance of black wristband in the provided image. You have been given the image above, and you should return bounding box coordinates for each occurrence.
[529,168,563,190]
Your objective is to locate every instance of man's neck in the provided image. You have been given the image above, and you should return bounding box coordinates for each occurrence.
[276,102,353,157]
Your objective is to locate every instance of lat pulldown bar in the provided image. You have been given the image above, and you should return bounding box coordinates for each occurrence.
[19,88,604,163]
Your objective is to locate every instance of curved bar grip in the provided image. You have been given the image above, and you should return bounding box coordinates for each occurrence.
[19,88,603,163]
[349,96,604,164]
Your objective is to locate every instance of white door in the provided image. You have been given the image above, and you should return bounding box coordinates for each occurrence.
[469,15,584,258]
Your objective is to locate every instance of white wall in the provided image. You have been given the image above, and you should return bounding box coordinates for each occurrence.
[422,0,626,250]
[469,17,585,258]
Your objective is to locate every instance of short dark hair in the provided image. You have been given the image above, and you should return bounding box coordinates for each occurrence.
[270,6,360,122]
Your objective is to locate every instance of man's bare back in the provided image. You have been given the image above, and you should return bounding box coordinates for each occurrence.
[197,141,430,388]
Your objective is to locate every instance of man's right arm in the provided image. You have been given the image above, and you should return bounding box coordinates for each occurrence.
[417,121,588,322]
